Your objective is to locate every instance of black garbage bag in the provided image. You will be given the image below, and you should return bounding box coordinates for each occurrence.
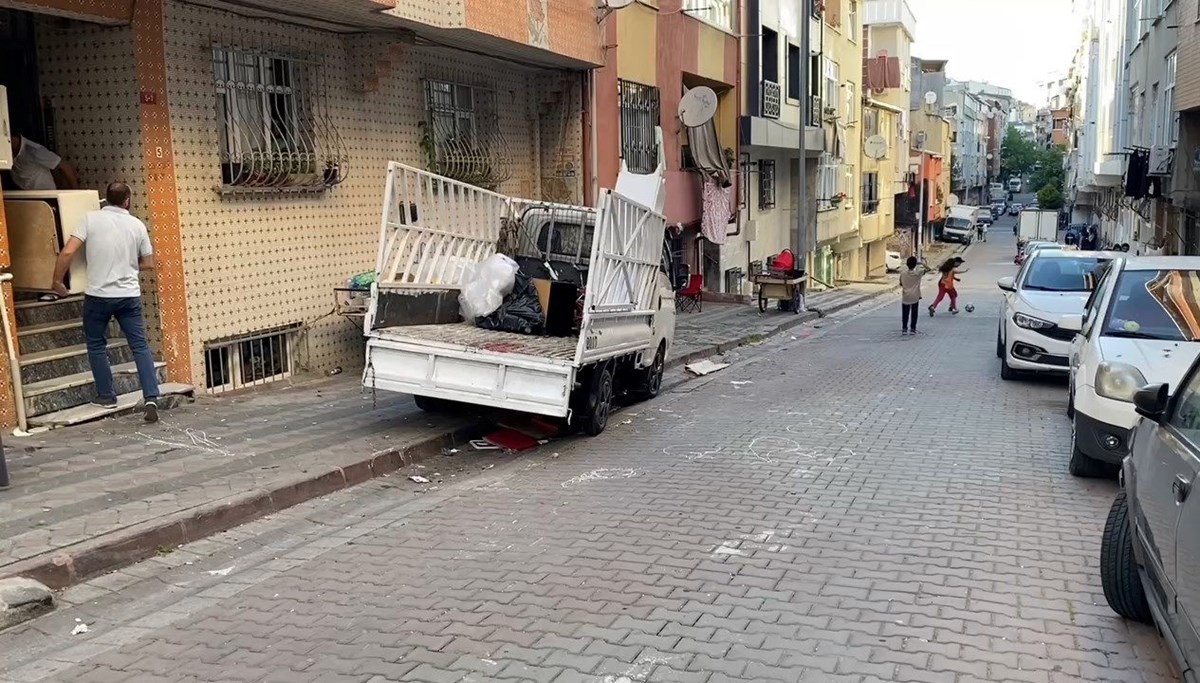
[477,272,545,335]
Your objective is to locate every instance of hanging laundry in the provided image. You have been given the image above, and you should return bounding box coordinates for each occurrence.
[701,177,733,245]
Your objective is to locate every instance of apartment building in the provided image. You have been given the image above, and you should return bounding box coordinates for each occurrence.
[945,85,990,204]
[594,0,739,294]
[734,0,822,294]
[904,58,952,252]
[810,0,865,284]
[854,0,915,278]
[1174,0,1200,253]
[0,0,601,427]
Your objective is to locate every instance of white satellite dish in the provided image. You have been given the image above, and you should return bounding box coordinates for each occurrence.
[948,193,960,207]
[678,86,718,128]
[924,91,938,105]
[864,134,888,160]
[600,0,635,8]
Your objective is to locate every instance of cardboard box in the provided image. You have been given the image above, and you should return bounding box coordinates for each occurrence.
[533,279,578,337]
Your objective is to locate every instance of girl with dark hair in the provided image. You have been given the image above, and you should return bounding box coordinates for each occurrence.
[929,257,968,316]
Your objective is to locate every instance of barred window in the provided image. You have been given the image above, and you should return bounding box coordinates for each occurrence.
[759,159,776,210]
[213,45,340,192]
[619,80,661,174]
[421,79,509,189]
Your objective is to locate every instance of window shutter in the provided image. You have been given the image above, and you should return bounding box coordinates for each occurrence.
[826,0,842,27]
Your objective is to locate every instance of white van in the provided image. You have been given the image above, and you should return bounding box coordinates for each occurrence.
[942,205,977,244]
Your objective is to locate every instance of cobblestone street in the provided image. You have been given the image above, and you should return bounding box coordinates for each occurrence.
[0,226,1179,682]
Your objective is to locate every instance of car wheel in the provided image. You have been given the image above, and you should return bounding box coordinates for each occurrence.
[1067,386,1075,419]
[996,327,1004,359]
[1069,419,1118,478]
[1100,490,1153,624]
[1000,355,1017,380]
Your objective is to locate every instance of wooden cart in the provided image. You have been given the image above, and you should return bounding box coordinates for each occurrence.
[751,271,807,314]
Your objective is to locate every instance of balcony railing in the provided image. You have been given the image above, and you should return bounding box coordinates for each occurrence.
[761,80,781,119]
[862,0,917,39]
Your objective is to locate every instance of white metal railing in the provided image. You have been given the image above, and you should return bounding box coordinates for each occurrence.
[682,0,735,32]
[375,163,508,290]
[862,0,916,39]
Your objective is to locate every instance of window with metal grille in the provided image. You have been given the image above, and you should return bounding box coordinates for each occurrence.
[425,80,478,148]
[204,326,296,394]
[619,80,661,174]
[817,153,839,211]
[421,78,510,189]
[861,171,880,215]
[212,45,341,193]
[759,159,777,210]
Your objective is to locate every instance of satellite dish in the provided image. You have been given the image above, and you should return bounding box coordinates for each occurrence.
[678,86,718,128]
[924,91,938,105]
[600,0,635,8]
[948,194,960,207]
[864,135,888,160]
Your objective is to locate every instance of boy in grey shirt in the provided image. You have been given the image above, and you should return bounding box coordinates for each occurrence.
[898,256,930,335]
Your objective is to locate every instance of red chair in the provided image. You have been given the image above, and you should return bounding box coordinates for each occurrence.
[676,274,703,313]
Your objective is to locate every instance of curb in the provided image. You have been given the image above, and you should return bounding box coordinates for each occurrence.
[0,424,480,592]
[0,282,902,597]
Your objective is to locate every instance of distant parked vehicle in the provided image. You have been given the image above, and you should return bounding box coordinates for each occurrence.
[1008,177,1023,193]
[1100,377,1199,683]
[1009,203,1024,216]
[1062,257,1200,477]
[886,250,903,273]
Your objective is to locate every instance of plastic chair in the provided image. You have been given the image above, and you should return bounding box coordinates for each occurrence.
[676,274,703,313]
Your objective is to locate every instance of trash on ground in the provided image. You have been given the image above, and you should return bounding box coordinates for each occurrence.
[730,380,754,386]
[409,475,431,484]
[469,440,501,451]
[207,566,234,577]
[685,360,731,376]
[71,621,89,635]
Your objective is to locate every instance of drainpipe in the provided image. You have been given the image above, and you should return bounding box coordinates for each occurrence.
[796,0,811,297]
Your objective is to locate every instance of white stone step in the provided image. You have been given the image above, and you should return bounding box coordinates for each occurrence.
[22,361,167,398]
[28,383,195,428]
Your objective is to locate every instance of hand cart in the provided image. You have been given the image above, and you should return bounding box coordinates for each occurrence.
[749,264,807,314]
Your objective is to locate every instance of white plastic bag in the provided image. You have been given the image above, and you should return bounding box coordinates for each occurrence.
[459,254,519,320]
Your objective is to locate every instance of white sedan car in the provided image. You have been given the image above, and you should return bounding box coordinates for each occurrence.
[1062,256,1200,477]
[886,250,903,273]
[997,250,1118,380]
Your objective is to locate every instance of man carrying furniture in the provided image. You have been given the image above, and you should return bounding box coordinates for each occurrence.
[51,182,160,423]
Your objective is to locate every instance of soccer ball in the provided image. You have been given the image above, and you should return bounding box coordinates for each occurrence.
[964,304,975,313]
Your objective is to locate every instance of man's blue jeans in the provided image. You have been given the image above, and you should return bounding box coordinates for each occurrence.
[82,296,160,402]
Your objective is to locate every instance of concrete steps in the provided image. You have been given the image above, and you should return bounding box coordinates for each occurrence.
[29,382,194,428]
[12,295,174,424]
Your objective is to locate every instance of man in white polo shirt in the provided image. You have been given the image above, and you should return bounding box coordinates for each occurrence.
[8,126,78,191]
[51,182,160,423]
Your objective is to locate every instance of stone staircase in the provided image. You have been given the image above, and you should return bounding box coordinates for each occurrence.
[14,295,192,428]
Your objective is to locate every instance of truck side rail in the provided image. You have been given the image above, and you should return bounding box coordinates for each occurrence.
[576,189,667,365]
[374,162,509,292]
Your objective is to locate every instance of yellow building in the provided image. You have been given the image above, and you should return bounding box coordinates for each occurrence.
[852,0,915,278]
[811,0,864,285]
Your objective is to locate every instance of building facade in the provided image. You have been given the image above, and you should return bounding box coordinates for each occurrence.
[0,0,601,426]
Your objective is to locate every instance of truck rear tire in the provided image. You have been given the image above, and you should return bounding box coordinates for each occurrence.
[413,395,450,412]
[634,344,666,401]
[577,363,614,436]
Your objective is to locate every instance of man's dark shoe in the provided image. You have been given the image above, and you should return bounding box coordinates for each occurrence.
[91,398,118,409]
[143,400,159,424]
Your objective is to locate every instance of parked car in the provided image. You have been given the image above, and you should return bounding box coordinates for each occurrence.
[997,250,1118,381]
[1061,257,1200,477]
[976,207,994,226]
[1009,203,1024,216]
[991,201,1006,218]
[1014,240,1065,266]
[886,250,903,273]
[1100,378,1199,682]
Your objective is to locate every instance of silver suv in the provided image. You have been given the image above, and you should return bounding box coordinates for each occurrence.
[1102,378,1200,682]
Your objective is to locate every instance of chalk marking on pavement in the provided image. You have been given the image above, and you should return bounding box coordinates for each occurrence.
[600,655,674,683]
[661,444,724,461]
[131,422,248,458]
[560,468,641,488]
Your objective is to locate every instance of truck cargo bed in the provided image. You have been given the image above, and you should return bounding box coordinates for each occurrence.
[373,323,578,362]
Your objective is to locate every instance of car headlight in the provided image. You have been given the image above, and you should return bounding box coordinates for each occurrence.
[1013,313,1055,330]
[1095,361,1148,402]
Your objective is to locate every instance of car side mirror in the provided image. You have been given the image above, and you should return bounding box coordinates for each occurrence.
[1059,313,1083,333]
[1133,383,1170,421]
[997,276,1016,292]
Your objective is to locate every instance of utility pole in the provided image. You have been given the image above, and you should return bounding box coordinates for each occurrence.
[916,155,926,262]
[796,0,811,308]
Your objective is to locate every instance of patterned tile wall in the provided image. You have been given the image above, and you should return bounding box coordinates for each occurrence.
[34,17,164,354]
[161,0,582,383]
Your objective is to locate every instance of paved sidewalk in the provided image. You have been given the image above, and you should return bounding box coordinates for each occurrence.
[0,280,898,591]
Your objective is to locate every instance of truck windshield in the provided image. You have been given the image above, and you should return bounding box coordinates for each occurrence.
[945,218,970,229]
[1103,269,1200,342]
[1021,257,1107,292]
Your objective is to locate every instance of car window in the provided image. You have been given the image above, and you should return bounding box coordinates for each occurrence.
[1020,257,1109,292]
[1103,269,1200,342]
[1169,367,1200,444]
[1082,264,1113,323]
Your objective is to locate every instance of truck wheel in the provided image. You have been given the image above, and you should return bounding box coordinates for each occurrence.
[1100,491,1153,623]
[578,363,614,436]
[413,395,449,412]
[635,344,666,401]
